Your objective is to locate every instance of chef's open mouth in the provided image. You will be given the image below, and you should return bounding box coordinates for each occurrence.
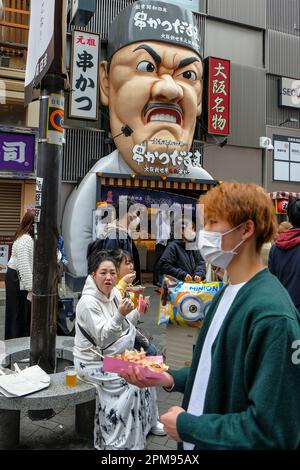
[144,103,183,125]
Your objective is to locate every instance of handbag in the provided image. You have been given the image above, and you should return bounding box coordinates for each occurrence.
[134,325,152,351]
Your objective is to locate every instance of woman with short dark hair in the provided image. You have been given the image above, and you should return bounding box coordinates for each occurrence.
[74,251,163,450]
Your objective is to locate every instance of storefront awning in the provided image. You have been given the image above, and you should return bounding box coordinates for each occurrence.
[269,191,300,200]
[98,174,218,192]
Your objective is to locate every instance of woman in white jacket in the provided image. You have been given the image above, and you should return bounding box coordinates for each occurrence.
[73,251,163,450]
[5,210,34,339]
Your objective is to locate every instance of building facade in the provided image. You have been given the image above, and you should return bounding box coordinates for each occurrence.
[0,0,38,279]
[62,0,300,191]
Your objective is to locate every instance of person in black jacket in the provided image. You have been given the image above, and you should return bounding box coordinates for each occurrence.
[269,198,300,315]
[87,199,141,283]
[159,219,206,282]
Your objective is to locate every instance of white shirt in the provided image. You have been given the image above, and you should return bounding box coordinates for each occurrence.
[184,281,246,450]
[7,234,34,291]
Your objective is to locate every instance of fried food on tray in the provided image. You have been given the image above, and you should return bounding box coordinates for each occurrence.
[113,350,169,373]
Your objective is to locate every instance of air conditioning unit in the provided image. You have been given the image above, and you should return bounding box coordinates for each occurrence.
[0,56,10,68]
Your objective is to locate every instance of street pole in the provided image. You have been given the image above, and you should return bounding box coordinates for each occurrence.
[30,0,67,373]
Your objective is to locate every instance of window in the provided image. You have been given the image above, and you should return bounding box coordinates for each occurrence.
[273,135,300,182]
[161,0,203,13]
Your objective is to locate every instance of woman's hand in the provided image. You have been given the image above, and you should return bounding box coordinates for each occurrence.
[123,272,136,284]
[185,274,193,282]
[194,275,202,282]
[119,366,174,389]
[27,291,33,302]
[118,297,134,316]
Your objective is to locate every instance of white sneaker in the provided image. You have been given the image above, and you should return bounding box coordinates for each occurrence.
[150,421,167,436]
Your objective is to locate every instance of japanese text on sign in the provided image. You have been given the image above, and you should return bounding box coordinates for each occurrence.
[207,57,230,136]
[69,30,100,120]
[132,144,203,175]
[133,7,200,50]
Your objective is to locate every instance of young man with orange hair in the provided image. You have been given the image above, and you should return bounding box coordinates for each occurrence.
[121,182,300,449]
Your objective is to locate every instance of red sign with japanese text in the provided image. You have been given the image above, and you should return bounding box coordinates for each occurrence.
[275,199,288,214]
[207,57,230,136]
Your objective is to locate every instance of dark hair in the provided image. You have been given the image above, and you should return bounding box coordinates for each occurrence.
[89,250,118,275]
[14,210,35,241]
[287,198,300,228]
[110,249,133,270]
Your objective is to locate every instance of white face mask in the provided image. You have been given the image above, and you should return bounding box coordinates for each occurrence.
[198,223,245,269]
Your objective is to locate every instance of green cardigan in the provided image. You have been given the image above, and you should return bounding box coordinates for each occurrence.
[169,269,300,449]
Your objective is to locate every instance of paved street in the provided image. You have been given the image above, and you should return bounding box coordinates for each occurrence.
[0,286,180,451]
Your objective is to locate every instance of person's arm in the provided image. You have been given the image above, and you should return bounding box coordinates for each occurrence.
[126,308,140,326]
[17,235,33,291]
[116,278,129,298]
[268,245,275,274]
[176,317,300,449]
[194,252,206,280]
[160,245,188,281]
[81,297,130,347]
[168,367,190,393]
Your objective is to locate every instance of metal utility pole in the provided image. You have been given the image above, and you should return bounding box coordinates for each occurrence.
[30,0,67,373]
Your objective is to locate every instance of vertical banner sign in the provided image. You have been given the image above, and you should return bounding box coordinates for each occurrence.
[25,0,55,105]
[69,30,100,120]
[47,94,65,145]
[207,57,230,136]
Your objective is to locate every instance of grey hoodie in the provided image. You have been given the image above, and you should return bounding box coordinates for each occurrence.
[73,275,140,362]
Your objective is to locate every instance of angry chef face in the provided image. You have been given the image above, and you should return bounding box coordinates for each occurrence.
[100,40,203,175]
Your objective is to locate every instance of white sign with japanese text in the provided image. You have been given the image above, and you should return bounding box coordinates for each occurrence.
[25,0,55,105]
[131,143,203,176]
[274,140,289,161]
[69,30,100,120]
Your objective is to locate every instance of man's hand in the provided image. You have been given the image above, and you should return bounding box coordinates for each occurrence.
[119,366,174,389]
[27,291,33,302]
[160,406,185,442]
[185,274,193,282]
[118,298,134,316]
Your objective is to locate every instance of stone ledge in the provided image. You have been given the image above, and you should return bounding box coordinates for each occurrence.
[0,372,96,411]
[0,336,96,411]
[0,336,74,368]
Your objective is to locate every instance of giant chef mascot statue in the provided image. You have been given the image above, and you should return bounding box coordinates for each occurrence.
[63,0,213,279]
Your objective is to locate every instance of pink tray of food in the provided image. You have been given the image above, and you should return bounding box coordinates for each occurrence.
[102,355,166,379]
